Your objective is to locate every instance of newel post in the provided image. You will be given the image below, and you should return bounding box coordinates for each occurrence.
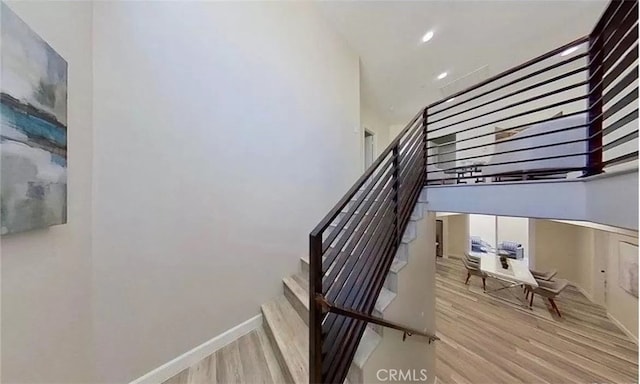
[308,234,323,384]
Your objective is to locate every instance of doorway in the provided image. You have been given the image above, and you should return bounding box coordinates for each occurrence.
[430,133,456,170]
[364,129,375,170]
[436,219,444,257]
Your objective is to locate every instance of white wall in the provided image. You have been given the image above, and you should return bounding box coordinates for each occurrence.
[601,231,638,341]
[361,101,389,170]
[91,2,361,382]
[587,170,638,231]
[533,219,584,283]
[1,2,94,383]
[497,216,529,258]
[447,214,468,258]
[534,220,639,341]
[388,124,404,142]
[468,214,496,248]
[424,172,639,232]
[425,180,588,224]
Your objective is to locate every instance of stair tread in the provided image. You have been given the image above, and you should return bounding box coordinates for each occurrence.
[261,296,308,383]
[256,326,289,384]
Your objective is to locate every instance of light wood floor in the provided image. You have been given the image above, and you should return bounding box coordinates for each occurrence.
[436,256,639,384]
[163,327,286,384]
[164,256,637,384]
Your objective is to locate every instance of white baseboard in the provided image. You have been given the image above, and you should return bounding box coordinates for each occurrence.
[129,314,263,384]
[571,284,638,345]
[572,283,594,302]
[606,312,639,345]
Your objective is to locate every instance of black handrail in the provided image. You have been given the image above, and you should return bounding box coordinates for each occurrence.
[316,296,439,343]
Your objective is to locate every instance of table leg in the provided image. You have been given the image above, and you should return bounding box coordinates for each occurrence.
[485,281,529,307]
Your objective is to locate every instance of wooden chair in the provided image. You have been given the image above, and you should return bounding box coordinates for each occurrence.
[525,279,569,316]
[529,269,557,281]
[462,255,487,291]
[523,269,557,294]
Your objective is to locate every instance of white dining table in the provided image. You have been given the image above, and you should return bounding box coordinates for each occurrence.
[478,253,538,289]
[467,251,538,306]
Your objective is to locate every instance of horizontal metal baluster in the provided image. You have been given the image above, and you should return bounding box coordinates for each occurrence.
[321,159,393,253]
[430,66,589,125]
[322,169,393,272]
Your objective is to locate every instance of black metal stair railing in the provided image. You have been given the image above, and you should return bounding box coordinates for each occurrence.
[308,108,432,384]
[309,0,637,382]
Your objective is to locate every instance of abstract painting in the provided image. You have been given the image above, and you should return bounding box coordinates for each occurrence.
[618,241,638,298]
[1,3,68,235]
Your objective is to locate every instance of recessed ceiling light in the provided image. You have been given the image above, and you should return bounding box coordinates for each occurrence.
[437,72,448,80]
[422,30,434,43]
[446,97,455,103]
[560,46,580,57]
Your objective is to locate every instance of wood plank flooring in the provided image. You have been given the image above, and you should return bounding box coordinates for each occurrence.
[436,257,639,384]
[163,327,286,384]
[164,256,637,384]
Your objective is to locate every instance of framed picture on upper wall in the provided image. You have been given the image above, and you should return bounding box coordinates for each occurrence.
[1,3,68,235]
[618,241,639,298]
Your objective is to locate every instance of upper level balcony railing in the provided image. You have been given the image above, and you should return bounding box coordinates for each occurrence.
[425,0,637,185]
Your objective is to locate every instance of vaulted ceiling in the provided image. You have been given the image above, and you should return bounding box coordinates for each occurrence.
[315,1,609,123]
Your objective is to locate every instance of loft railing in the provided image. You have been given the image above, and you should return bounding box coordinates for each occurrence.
[424,0,637,184]
[309,0,637,383]
[589,0,639,174]
[309,107,433,383]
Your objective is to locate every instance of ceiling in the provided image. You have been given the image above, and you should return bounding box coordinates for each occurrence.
[315,1,608,123]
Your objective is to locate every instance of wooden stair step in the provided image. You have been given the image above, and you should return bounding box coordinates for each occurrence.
[261,296,308,383]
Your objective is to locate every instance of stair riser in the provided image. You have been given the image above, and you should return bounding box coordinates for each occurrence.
[396,243,408,262]
[384,273,397,292]
[368,321,383,336]
[410,202,424,221]
[402,221,417,243]
[347,365,363,384]
[284,281,309,326]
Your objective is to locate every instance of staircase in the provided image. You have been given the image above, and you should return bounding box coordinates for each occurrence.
[261,199,429,383]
